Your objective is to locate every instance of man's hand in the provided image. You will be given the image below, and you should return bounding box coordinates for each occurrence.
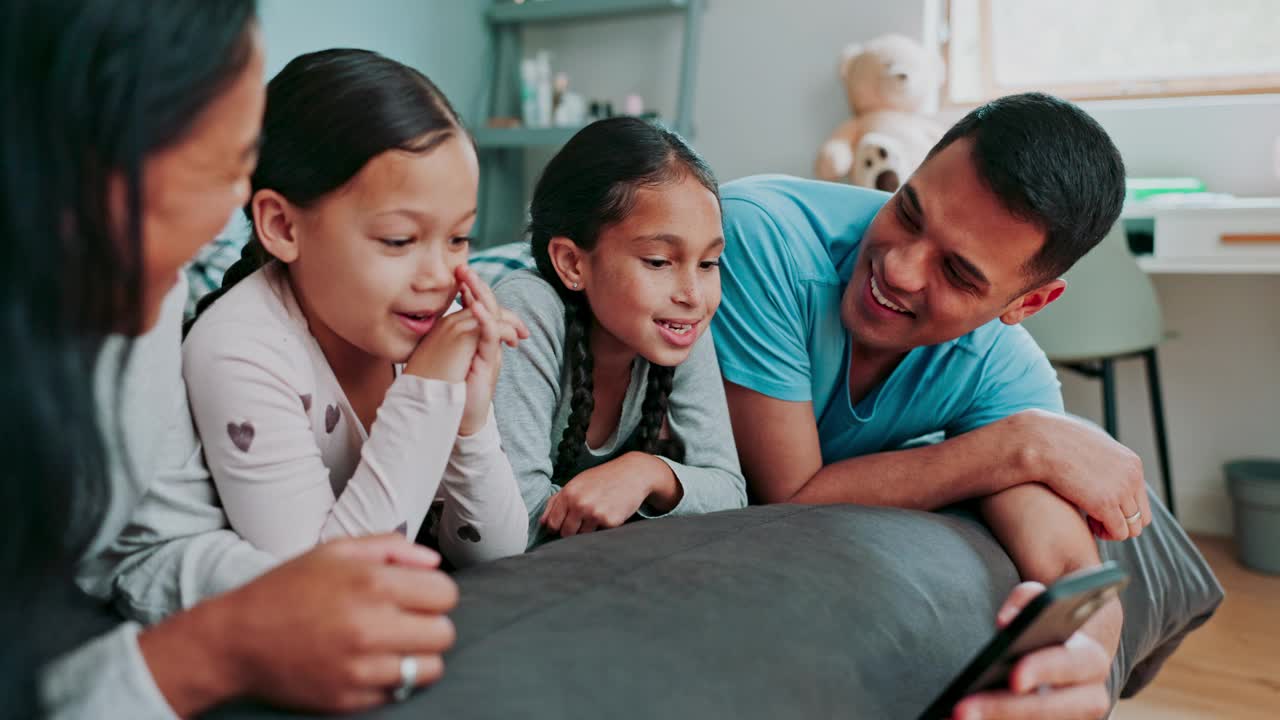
[1007,410,1152,542]
[952,582,1115,720]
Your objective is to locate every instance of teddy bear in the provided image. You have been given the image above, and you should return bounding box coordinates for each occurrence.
[814,33,945,192]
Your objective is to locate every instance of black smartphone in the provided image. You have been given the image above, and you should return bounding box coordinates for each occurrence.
[916,562,1129,720]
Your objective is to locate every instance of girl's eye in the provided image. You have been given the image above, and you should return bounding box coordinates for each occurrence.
[643,257,670,269]
[700,258,722,270]
[451,236,473,247]
[379,237,412,248]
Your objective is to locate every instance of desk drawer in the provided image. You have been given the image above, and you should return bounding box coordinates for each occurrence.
[1154,206,1280,259]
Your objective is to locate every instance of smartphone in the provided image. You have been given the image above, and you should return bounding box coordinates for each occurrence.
[916,562,1129,720]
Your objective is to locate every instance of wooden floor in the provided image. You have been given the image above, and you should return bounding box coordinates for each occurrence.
[1113,535,1280,720]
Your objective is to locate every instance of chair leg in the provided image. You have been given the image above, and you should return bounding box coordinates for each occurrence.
[1143,348,1177,518]
[1100,358,1118,440]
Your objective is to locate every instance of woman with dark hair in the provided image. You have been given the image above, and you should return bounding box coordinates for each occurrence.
[182,48,529,567]
[2,1,457,716]
[491,117,747,548]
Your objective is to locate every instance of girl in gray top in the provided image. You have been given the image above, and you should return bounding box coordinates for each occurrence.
[492,118,747,549]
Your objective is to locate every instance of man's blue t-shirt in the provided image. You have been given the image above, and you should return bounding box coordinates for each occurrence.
[711,175,1063,464]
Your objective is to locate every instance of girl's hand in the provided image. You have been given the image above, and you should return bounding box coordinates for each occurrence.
[455,265,527,436]
[540,452,679,537]
[401,267,526,391]
[403,305,481,383]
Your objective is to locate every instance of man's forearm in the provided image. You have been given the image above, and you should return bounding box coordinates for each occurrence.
[981,483,1123,660]
[787,414,1034,508]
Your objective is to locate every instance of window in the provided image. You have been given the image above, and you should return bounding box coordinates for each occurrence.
[944,0,1280,103]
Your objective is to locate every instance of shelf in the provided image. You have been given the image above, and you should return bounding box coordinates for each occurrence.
[472,126,583,148]
[487,0,688,25]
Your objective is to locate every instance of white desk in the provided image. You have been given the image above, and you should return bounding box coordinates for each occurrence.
[1137,257,1280,273]
[1098,199,1280,535]
[1125,197,1280,274]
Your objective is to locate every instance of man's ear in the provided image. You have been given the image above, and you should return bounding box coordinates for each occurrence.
[547,236,587,291]
[1000,278,1066,325]
[251,189,301,263]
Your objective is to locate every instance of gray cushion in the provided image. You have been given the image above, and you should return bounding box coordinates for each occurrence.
[210,488,1221,719]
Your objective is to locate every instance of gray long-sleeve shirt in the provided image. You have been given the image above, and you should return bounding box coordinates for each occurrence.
[41,275,277,719]
[491,271,747,549]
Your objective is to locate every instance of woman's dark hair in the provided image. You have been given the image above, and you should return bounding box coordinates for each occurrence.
[187,48,463,330]
[926,92,1126,285]
[0,0,257,712]
[528,117,718,484]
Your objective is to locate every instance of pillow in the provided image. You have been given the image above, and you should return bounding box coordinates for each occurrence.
[209,487,1221,718]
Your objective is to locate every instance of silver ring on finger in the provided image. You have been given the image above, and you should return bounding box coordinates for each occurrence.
[1124,510,1142,524]
[392,655,418,703]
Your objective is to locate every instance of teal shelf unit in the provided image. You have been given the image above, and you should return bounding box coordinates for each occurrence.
[472,126,582,149]
[473,0,704,245]
[487,0,691,25]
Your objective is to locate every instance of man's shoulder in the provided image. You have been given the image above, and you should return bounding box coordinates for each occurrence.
[722,173,884,205]
[722,174,888,223]
[720,175,889,281]
[945,318,1047,369]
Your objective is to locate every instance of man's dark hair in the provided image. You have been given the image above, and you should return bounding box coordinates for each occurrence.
[927,92,1126,284]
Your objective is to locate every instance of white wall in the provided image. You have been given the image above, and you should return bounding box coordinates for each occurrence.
[258,0,491,123]
[1068,99,1280,536]
[521,0,926,182]
[1087,95,1280,197]
[1057,275,1280,536]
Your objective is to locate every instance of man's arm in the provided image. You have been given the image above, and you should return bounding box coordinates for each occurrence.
[726,381,1148,538]
[979,484,1123,658]
[726,381,1028,507]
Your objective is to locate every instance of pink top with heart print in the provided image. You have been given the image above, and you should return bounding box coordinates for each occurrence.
[182,262,527,567]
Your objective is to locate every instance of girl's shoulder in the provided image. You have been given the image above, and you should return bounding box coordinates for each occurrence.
[183,263,312,378]
[492,268,561,305]
[492,269,567,334]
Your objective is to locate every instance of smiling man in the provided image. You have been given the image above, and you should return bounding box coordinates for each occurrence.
[714,93,1149,719]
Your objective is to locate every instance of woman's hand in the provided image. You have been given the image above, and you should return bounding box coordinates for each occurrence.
[541,452,681,537]
[139,534,459,716]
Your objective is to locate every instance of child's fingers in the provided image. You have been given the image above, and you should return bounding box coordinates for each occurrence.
[541,495,568,531]
[492,315,522,349]
[439,308,478,337]
[459,266,502,316]
[470,300,501,362]
[559,510,584,537]
[499,308,530,342]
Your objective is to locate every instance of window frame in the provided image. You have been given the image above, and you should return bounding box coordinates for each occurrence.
[940,0,1280,106]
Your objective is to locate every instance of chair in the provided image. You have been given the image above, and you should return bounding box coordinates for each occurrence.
[1021,224,1177,517]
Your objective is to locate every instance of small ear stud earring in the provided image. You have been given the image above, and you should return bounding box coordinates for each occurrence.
[571,282,580,289]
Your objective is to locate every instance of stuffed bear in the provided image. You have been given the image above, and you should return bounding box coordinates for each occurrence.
[815,33,945,192]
